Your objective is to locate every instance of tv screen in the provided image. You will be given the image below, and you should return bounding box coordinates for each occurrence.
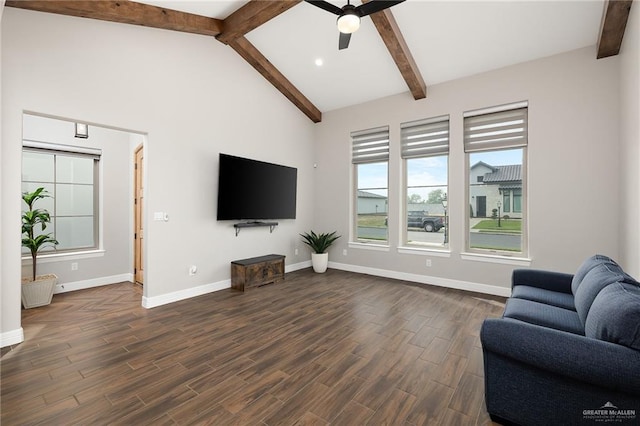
[217,154,297,220]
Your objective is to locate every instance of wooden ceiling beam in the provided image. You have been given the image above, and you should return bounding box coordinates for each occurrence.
[219,1,322,122]
[228,37,322,123]
[217,0,302,45]
[597,0,633,59]
[4,0,224,37]
[364,2,426,100]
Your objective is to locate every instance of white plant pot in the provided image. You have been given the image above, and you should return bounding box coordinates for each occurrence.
[21,274,57,309]
[311,252,329,273]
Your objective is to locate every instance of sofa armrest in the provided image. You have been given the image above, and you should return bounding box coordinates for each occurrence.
[511,269,573,294]
[481,318,640,395]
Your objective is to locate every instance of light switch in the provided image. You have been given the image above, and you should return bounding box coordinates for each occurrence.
[154,212,164,221]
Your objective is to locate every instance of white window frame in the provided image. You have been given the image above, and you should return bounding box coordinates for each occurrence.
[463,102,528,257]
[352,126,390,245]
[400,115,450,249]
[21,141,101,256]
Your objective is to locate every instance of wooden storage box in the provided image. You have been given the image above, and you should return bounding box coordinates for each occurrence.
[231,254,285,291]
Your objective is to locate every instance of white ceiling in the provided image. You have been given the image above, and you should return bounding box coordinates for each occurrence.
[140,0,605,112]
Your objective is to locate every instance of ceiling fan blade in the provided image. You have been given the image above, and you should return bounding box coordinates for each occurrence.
[357,0,406,17]
[304,0,343,16]
[339,32,352,50]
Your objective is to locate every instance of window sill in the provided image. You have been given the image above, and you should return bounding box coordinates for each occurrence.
[460,252,531,266]
[22,249,105,264]
[348,242,390,252]
[398,246,451,257]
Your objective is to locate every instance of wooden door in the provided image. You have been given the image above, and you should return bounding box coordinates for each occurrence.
[134,145,144,285]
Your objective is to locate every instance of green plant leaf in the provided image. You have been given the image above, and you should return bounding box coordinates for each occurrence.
[21,187,58,280]
[300,230,341,254]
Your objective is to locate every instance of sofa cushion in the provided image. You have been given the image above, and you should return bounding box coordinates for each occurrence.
[511,285,575,310]
[571,254,618,295]
[503,298,583,335]
[585,281,640,351]
[574,262,627,326]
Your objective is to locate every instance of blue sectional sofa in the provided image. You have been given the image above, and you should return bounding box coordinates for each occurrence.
[481,255,640,425]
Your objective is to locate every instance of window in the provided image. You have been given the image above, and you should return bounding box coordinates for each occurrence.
[352,126,389,243]
[465,103,527,255]
[401,116,449,247]
[503,191,511,213]
[513,189,522,213]
[22,142,100,253]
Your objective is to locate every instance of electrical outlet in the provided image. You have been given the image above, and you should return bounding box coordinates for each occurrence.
[71,262,78,271]
[343,249,347,256]
[426,259,432,267]
[295,248,299,256]
[189,265,197,276]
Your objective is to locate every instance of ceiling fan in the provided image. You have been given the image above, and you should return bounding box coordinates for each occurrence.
[304,0,406,50]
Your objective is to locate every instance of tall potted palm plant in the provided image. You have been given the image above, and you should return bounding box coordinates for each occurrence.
[21,187,59,308]
[300,230,341,273]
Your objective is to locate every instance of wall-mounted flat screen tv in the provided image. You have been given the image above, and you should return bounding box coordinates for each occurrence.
[217,153,297,220]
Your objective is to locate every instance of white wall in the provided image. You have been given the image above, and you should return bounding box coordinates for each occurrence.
[0,0,12,344]
[619,3,640,277]
[314,46,621,293]
[20,114,133,288]
[1,8,315,345]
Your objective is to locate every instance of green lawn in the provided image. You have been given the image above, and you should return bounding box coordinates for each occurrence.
[357,215,387,227]
[472,219,521,233]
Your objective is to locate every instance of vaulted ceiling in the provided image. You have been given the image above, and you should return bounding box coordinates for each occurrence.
[4,0,634,123]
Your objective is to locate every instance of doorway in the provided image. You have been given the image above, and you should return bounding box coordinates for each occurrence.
[476,196,487,217]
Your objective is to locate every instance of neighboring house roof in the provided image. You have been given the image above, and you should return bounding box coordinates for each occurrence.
[483,165,521,183]
[470,161,497,172]
[357,190,387,199]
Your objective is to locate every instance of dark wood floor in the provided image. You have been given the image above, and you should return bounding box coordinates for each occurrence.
[1,268,505,425]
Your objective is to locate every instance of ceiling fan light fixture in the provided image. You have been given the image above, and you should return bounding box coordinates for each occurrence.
[337,11,360,34]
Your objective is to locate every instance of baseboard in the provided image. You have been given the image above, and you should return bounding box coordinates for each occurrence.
[54,273,134,294]
[1,327,24,348]
[140,259,510,309]
[328,261,512,297]
[141,261,312,309]
[286,260,312,272]
[142,279,232,309]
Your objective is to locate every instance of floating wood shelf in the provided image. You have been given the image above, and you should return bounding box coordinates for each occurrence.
[234,221,278,236]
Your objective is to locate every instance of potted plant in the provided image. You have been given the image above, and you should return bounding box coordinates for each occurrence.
[21,187,59,309]
[300,230,341,273]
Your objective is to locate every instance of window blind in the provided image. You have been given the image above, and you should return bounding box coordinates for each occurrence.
[463,107,528,153]
[351,126,389,164]
[401,115,449,159]
[23,140,102,159]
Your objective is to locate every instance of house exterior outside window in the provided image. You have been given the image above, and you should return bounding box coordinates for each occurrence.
[470,162,522,219]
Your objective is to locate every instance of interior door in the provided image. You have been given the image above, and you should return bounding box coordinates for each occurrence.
[134,145,144,285]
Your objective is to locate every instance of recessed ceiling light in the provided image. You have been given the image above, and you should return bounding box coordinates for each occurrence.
[315,58,323,67]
